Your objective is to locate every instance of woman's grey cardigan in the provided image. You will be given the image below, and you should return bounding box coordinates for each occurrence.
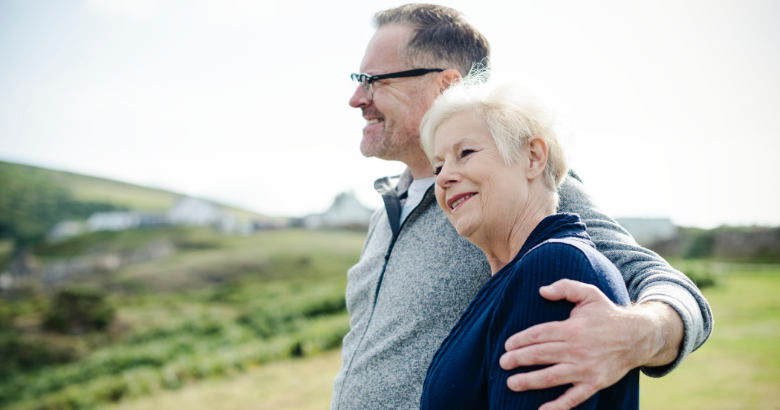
[330,170,713,410]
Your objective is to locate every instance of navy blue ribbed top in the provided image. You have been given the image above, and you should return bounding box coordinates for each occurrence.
[420,213,639,409]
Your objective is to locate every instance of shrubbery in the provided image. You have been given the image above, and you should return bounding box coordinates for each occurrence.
[683,269,718,289]
[42,287,115,334]
[0,278,350,410]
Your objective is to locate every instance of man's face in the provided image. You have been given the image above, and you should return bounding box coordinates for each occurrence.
[349,25,434,162]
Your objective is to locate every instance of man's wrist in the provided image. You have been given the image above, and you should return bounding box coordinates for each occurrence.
[636,301,685,367]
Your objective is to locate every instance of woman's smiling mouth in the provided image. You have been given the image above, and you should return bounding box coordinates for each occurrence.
[448,192,477,213]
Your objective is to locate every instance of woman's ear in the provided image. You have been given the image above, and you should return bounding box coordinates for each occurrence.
[525,137,549,180]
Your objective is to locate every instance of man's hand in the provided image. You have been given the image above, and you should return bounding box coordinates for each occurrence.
[499,279,684,410]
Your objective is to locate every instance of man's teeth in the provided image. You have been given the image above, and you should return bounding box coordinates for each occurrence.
[452,194,475,209]
[366,119,383,125]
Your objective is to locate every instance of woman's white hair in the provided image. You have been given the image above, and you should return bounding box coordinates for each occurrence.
[420,68,569,209]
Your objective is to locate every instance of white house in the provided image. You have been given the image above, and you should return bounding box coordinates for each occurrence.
[87,212,141,231]
[47,220,86,242]
[168,197,223,226]
[307,192,373,229]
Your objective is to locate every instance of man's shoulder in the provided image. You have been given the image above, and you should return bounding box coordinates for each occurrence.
[557,175,588,210]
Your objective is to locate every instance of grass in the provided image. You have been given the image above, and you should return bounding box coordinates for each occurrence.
[5,225,777,410]
[25,227,365,293]
[87,263,780,410]
[0,160,268,216]
[110,228,364,292]
[640,265,780,410]
[101,350,343,410]
[1,229,368,410]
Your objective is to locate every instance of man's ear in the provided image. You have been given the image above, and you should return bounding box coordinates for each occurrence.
[437,69,462,92]
[526,137,549,180]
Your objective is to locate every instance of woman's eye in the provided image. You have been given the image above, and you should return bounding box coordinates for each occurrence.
[433,166,442,176]
[461,149,475,158]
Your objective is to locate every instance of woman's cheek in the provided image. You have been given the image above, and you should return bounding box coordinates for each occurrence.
[434,187,449,214]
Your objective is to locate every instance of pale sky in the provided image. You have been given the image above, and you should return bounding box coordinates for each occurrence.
[1,0,778,228]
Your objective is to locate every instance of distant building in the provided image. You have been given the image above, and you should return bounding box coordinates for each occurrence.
[615,217,677,246]
[47,220,86,242]
[87,212,141,231]
[138,213,169,227]
[306,192,373,230]
[48,196,259,240]
[168,197,222,226]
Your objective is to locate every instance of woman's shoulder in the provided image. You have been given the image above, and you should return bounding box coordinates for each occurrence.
[505,237,630,306]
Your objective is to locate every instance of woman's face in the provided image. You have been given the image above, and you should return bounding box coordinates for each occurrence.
[432,111,529,241]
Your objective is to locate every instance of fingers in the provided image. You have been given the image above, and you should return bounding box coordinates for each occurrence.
[538,384,598,410]
[504,321,565,351]
[539,279,605,305]
[506,363,581,392]
[500,341,569,369]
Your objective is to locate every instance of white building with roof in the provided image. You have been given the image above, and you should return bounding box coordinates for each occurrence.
[87,212,141,231]
[168,197,223,226]
[306,192,373,230]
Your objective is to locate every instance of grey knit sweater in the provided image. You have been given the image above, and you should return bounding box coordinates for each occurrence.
[330,170,713,410]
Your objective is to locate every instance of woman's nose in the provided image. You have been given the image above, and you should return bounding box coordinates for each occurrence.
[436,163,460,188]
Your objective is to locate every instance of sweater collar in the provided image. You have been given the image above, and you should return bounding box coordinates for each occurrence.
[374,168,414,197]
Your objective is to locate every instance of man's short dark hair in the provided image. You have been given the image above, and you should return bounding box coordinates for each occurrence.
[374,4,490,77]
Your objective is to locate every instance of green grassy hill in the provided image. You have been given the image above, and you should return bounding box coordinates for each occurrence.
[0,229,366,410]
[0,160,363,410]
[0,160,266,250]
[0,160,266,216]
[1,161,181,212]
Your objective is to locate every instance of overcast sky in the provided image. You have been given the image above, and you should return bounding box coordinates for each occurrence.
[1,0,778,228]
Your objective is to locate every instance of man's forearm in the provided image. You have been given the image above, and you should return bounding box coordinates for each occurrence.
[636,301,684,367]
[557,175,713,376]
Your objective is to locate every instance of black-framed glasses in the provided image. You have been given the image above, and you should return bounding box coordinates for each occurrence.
[350,68,444,100]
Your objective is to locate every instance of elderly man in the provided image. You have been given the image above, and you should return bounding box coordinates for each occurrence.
[331,4,712,410]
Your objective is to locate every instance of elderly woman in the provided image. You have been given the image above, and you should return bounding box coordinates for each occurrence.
[417,78,639,409]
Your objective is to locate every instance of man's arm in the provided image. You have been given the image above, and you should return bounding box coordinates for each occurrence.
[558,175,712,371]
[498,175,713,410]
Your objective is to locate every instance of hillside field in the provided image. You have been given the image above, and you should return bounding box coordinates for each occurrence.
[0,160,268,252]
[98,261,780,410]
[0,229,366,410]
[1,204,777,409]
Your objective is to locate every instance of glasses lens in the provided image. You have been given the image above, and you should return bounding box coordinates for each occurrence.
[350,74,373,101]
[359,75,372,100]
[360,75,370,89]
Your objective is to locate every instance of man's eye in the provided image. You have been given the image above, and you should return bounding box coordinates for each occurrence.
[433,166,442,176]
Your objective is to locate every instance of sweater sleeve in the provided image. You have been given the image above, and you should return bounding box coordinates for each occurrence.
[486,243,627,409]
[557,175,713,377]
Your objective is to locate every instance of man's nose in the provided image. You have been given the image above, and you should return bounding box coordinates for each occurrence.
[349,85,370,108]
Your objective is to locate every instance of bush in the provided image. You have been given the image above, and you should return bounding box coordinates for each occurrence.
[0,302,14,331]
[43,287,115,334]
[236,292,346,338]
[685,231,716,259]
[683,268,718,289]
[0,313,350,410]
[0,331,78,382]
